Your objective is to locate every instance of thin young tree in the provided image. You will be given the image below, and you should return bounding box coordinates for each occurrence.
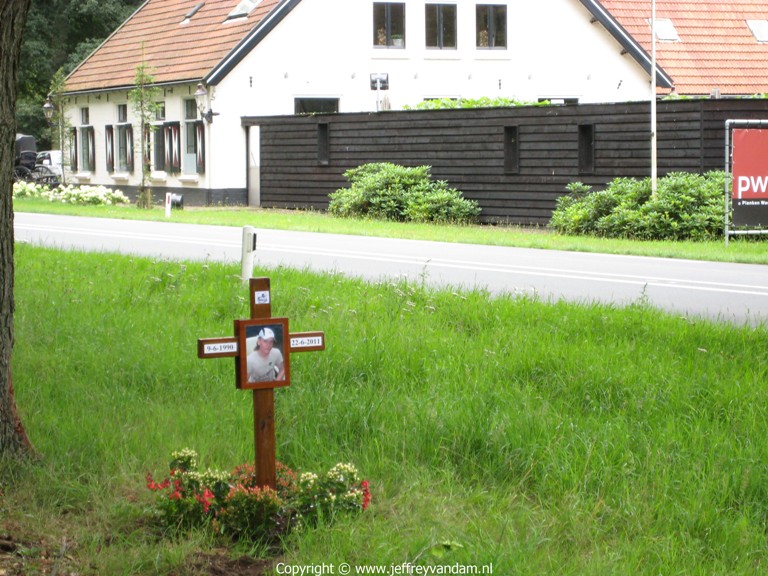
[46,67,70,185]
[128,60,160,209]
[1,0,34,457]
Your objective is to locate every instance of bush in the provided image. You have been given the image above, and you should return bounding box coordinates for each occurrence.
[215,484,283,542]
[292,463,371,526]
[550,172,726,240]
[12,181,49,199]
[328,162,480,224]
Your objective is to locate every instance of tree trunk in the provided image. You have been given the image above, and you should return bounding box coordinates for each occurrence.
[0,0,33,456]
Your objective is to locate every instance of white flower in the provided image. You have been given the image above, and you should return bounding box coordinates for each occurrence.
[299,472,318,487]
[326,463,359,484]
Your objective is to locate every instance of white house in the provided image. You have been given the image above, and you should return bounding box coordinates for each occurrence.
[61,0,768,206]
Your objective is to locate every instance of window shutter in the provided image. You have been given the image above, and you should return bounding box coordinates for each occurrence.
[195,121,205,174]
[164,122,181,174]
[126,126,134,173]
[172,123,181,173]
[87,127,95,171]
[105,125,114,173]
[70,128,78,171]
[163,125,170,171]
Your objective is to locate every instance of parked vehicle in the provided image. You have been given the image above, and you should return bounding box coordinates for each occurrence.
[14,134,36,181]
[13,135,59,187]
[36,150,64,178]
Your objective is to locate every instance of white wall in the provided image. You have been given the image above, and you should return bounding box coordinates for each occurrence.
[65,85,211,193]
[219,0,651,115]
[66,0,653,195]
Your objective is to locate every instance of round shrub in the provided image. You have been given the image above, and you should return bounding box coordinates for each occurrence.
[550,172,726,240]
[403,181,481,223]
[329,162,480,224]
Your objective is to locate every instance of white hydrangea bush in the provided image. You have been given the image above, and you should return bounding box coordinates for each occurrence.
[12,181,48,199]
[13,182,130,206]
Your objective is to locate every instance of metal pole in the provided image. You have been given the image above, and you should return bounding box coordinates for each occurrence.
[59,109,66,186]
[651,0,658,196]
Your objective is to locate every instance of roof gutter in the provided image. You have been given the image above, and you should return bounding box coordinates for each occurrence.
[63,78,201,98]
[205,0,303,86]
[578,0,674,90]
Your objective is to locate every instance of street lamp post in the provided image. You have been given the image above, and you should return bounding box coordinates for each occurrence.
[43,95,66,186]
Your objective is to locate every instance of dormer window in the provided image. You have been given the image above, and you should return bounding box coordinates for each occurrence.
[228,0,259,19]
[181,2,204,25]
[747,19,768,43]
[649,18,680,42]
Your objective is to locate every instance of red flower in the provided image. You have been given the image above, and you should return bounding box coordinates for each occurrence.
[196,488,215,514]
[145,473,170,491]
[361,480,371,511]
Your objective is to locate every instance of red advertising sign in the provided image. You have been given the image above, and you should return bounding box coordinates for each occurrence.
[732,128,768,226]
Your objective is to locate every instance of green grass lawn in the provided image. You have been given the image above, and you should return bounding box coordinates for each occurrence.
[13,198,768,264]
[3,244,768,575]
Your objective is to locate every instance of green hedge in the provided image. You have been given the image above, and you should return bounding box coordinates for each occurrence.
[404,96,548,110]
[328,162,480,224]
[549,172,726,240]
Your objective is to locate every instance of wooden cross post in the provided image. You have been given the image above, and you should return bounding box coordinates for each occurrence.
[197,277,325,489]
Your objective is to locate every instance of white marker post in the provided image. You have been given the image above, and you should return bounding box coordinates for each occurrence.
[165,192,172,218]
[241,226,257,282]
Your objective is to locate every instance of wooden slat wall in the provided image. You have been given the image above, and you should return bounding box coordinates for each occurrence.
[245,99,768,225]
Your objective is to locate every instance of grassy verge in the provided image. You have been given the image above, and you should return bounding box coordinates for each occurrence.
[13,198,768,265]
[3,245,768,574]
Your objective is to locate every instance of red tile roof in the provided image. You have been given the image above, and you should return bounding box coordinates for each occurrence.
[599,0,768,95]
[65,0,282,93]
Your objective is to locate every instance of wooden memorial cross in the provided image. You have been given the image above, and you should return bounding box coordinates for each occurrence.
[197,277,325,489]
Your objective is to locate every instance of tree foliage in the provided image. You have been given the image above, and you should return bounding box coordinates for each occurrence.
[16,0,143,147]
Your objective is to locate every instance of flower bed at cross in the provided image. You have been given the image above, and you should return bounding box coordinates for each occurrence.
[145,449,371,543]
[13,181,130,206]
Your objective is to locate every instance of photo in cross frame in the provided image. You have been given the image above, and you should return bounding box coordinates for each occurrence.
[236,317,290,390]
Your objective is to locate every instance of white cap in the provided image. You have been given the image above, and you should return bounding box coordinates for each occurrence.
[257,327,276,341]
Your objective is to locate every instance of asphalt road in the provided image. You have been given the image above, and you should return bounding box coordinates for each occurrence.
[13,212,768,326]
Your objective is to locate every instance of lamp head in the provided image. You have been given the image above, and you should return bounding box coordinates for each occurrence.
[193,83,218,123]
[43,96,55,122]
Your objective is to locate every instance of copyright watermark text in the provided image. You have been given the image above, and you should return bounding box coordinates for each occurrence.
[275,562,493,575]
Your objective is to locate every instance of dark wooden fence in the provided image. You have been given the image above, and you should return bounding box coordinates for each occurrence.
[244,99,768,225]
